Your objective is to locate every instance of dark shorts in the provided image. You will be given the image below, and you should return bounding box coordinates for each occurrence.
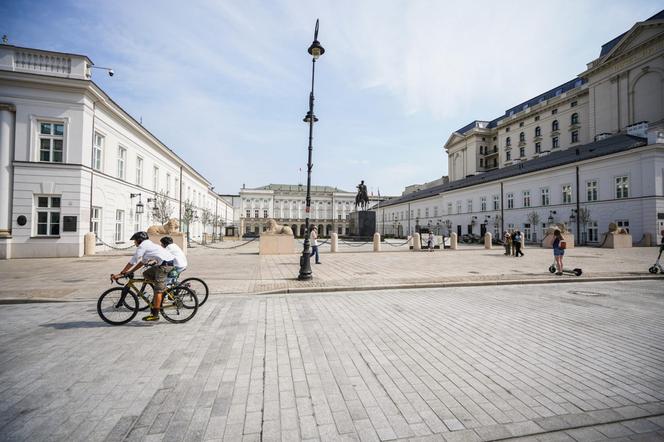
[144,265,174,292]
[553,249,565,257]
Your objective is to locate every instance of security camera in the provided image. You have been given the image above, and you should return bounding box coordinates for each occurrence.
[108,69,114,77]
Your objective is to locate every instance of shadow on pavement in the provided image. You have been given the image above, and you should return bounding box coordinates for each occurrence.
[40,321,151,329]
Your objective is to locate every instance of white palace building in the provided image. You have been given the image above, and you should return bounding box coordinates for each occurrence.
[377,10,664,245]
[0,44,233,259]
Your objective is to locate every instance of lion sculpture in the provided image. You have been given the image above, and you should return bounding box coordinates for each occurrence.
[265,219,293,236]
[147,218,180,235]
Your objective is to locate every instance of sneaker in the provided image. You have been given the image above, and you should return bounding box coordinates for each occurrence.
[555,272,563,276]
[142,314,160,321]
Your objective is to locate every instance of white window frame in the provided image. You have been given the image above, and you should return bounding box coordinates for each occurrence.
[136,156,143,185]
[541,187,550,206]
[588,221,598,242]
[92,132,104,171]
[115,210,125,242]
[166,173,171,195]
[615,176,629,199]
[38,121,65,163]
[507,192,514,209]
[134,211,141,233]
[466,199,472,213]
[447,203,452,215]
[562,184,572,204]
[586,179,598,202]
[492,195,500,211]
[117,146,127,179]
[523,190,531,208]
[153,166,160,192]
[480,197,487,212]
[35,195,61,236]
[455,201,461,215]
[91,206,102,243]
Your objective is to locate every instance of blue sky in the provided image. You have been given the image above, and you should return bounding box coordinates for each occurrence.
[2,0,662,196]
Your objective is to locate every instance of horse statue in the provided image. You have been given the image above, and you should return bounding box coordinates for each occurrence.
[355,180,369,211]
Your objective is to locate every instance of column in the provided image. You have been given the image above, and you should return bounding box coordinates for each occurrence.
[0,106,15,237]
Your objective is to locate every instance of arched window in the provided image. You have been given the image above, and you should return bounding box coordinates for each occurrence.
[571,113,579,125]
[506,137,511,147]
[535,126,541,137]
[519,132,525,142]
[552,120,559,131]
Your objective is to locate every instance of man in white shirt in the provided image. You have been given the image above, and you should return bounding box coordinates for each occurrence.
[160,236,187,273]
[309,225,321,264]
[111,231,175,321]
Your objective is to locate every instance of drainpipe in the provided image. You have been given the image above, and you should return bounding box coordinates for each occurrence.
[178,166,183,228]
[576,165,581,242]
[500,182,505,237]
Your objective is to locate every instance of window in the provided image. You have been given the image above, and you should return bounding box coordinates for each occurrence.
[505,127,510,132]
[246,209,250,218]
[506,137,511,147]
[552,137,559,149]
[571,101,577,108]
[117,146,126,179]
[263,209,268,218]
[571,113,579,125]
[571,130,579,143]
[524,223,531,241]
[466,199,473,213]
[519,122,524,127]
[91,206,102,241]
[541,188,550,206]
[506,151,511,161]
[493,195,500,210]
[552,120,559,131]
[507,193,514,209]
[615,219,630,233]
[535,126,541,137]
[534,115,540,121]
[447,203,452,215]
[519,132,525,142]
[562,184,572,204]
[615,176,629,199]
[588,221,598,242]
[417,208,421,218]
[434,206,438,217]
[35,196,61,236]
[92,132,104,170]
[115,210,124,242]
[551,109,558,115]
[174,178,179,196]
[523,190,531,207]
[153,166,159,191]
[425,208,429,218]
[519,147,525,157]
[136,157,143,185]
[480,197,487,212]
[254,209,259,218]
[38,122,64,163]
[166,173,171,195]
[134,212,141,233]
[586,180,598,202]
[456,201,461,214]
[535,142,541,153]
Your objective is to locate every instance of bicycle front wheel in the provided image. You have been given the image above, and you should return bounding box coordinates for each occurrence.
[98,287,138,325]
[160,286,198,323]
[179,277,209,306]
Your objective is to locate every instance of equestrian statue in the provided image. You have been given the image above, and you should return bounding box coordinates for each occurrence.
[355,180,369,211]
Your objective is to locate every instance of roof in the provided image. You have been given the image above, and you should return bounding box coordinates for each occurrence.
[599,9,664,57]
[381,134,648,209]
[249,184,352,193]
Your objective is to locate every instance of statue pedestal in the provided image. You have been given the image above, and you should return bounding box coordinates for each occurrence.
[259,234,296,255]
[348,211,376,237]
[602,233,632,248]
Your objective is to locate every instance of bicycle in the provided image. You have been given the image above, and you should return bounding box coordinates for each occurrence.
[97,272,199,325]
[134,272,209,311]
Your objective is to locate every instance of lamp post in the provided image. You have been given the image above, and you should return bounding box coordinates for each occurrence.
[548,210,557,225]
[298,19,325,281]
[130,193,144,216]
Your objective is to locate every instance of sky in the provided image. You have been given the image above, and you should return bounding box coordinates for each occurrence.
[2,0,662,196]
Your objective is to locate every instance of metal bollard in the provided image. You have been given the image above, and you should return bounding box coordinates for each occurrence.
[484,232,492,249]
[450,232,458,250]
[413,233,421,250]
[373,232,381,252]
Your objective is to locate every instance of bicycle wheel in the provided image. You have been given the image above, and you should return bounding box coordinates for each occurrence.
[97,287,138,325]
[160,286,198,323]
[179,277,209,306]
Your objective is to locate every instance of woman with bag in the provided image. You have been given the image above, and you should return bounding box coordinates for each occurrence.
[552,229,565,275]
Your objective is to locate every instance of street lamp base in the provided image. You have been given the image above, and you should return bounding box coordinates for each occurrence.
[298,251,312,280]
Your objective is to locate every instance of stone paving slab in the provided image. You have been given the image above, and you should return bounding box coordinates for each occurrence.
[0,241,662,302]
[0,281,663,441]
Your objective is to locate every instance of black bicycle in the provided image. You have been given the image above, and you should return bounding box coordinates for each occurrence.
[134,273,209,311]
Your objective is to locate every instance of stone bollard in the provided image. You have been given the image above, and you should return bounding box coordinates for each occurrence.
[373,232,381,252]
[484,232,492,249]
[330,232,338,252]
[84,232,96,256]
[407,235,412,248]
[450,232,458,250]
[413,233,421,250]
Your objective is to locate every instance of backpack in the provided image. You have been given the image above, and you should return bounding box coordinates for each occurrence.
[560,240,567,250]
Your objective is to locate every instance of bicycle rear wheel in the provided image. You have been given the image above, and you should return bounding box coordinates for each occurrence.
[179,277,209,306]
[98,287,138,325]
[160,286,198,323]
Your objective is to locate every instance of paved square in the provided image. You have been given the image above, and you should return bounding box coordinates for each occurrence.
[1,281,663,441]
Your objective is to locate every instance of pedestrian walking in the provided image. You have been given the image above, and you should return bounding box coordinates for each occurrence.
[427,232,435,252]
[310,225,321,264]
[513,230,524,257]
[552,229,565,275]
[503,231,512,256]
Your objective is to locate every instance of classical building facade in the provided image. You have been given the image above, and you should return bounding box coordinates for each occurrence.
[237,184,357,237]
[0,44,233,258]
[377,10,664,243]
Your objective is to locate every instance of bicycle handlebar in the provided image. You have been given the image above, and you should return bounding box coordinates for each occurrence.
[111,272,135,285]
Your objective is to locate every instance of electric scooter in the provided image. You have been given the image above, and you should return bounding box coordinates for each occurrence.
[648,248,664,274]
[548,262,583,276]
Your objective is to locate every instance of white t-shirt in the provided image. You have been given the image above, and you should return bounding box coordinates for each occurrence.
[166,243,187,269]
[129,239,174,265]
[311,230,318,246]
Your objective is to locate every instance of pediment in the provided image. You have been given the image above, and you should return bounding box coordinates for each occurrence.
[443,132,466,151]
[602,21,664,62]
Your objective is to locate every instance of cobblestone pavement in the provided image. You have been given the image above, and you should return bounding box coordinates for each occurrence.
[0,280,663,441]
[0,241,661,302]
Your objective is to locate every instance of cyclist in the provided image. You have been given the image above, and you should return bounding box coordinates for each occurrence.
[111,231,175,321]
[160,236,187,280]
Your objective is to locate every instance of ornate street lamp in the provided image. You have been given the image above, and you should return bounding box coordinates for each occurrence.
[130,193,144,215]
[298,19,325,281]
[548,210,557,225]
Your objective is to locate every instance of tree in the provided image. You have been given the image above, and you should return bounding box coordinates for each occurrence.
[151,191,173,225]
[526,211,540,242]
[182,200,196,244]
[577,207,592,244]
[200,208,213,244]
